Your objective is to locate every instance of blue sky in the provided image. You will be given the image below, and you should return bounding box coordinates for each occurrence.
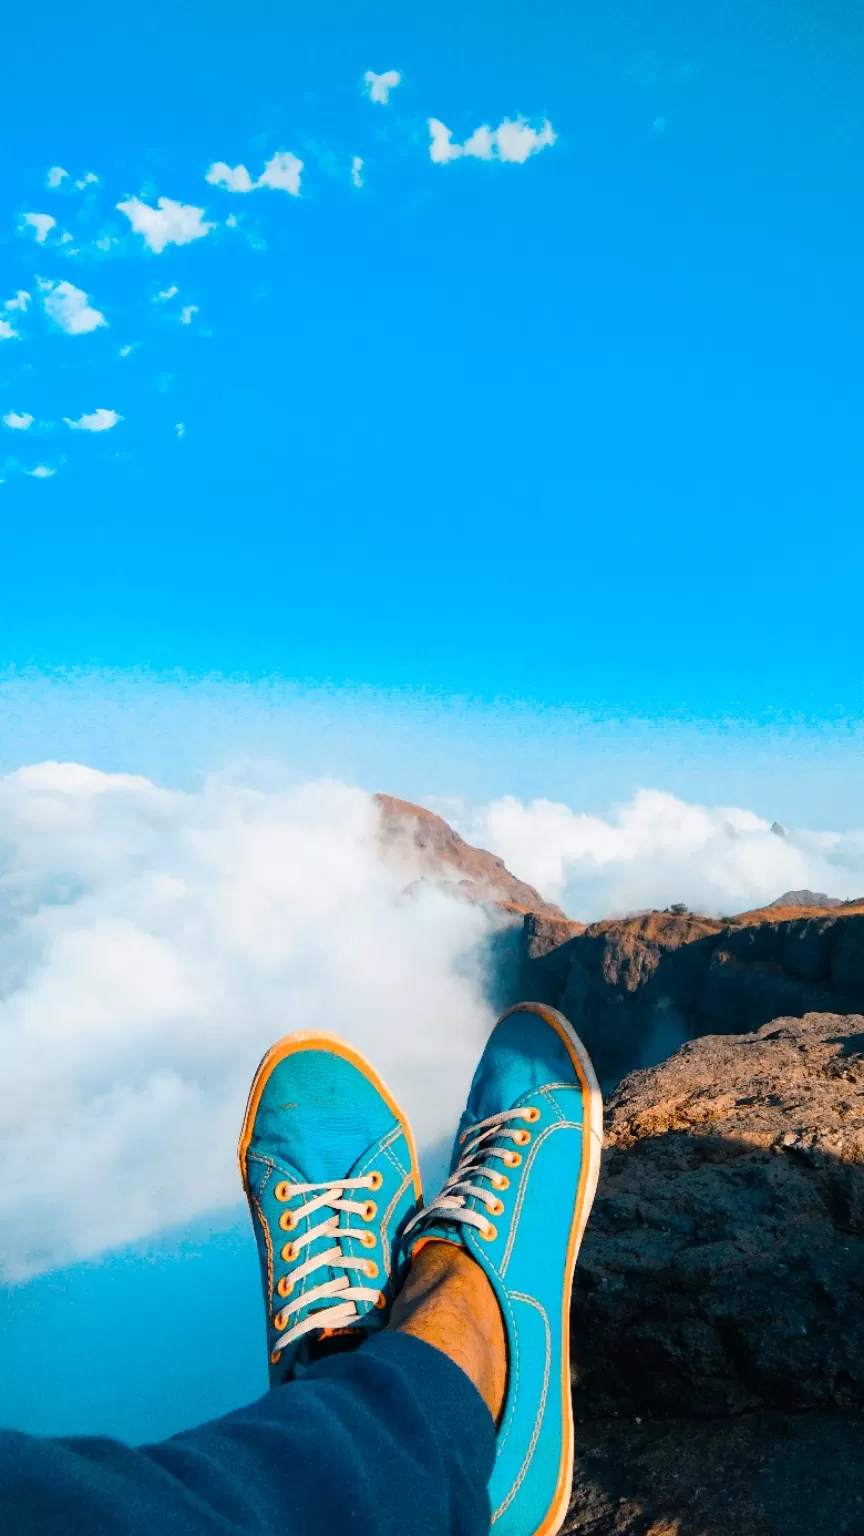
[3,0,864,1449]
[1,0,863,722]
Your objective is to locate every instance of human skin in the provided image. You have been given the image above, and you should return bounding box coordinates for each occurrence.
[389,1240,507,1421]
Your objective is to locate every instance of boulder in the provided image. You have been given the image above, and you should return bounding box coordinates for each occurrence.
[570,1012,864,1419]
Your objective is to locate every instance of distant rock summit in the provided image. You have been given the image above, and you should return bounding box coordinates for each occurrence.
[374,792,566,919]
[375,791,864,1533]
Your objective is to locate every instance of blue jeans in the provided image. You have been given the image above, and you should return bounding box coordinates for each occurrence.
[0,1333,495,1535]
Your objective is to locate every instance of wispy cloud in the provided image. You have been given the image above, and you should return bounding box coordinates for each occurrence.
[29,465,55,478]
[363,69,401,105]
[46,166,68,189]
[2,413,33,430]
[4,291,31,312]
[351,155,365,189]
[428,116,557,165]
[180,305,198,325]
[175,422,185,437]
[19,212,57,244]
[38,279,107,335]
[0,319,18,341]
[206,151,304,197]
[116,196,215,254]
[76,171,99,190]
[64,408,122,432]
[206,162,255,193]
[154,284,179,302]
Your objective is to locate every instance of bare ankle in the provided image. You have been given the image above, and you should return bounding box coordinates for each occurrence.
[388,1240,507,1420]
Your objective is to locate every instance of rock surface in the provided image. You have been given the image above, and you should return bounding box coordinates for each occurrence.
[564,1011,864,1534]
[571,1011,864,1419]
[519,906,864,1088]
[374,792,566,918]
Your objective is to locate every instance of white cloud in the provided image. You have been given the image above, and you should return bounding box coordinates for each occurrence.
[4,291,31,312]
[29,466,55,478]
[428,115,557,165]
[175,422,185,437]
[154,284,179,302]
[364,69,401,104]
[0,319,18,341]
[206,161,255,193]
[20,212,57,244]
[351,155,365,189]
[64,408,122,432]
[116,197,215,255]
[3,413,33,430]
[46,166,69,189]
[257,151,303,194]
[180,305,198,325]
[76,172,99,189]
[119,344,136,357]
[0,765,495,1280]
[205,152,303,197]
[39,279,107,335]
[460,787,864,921]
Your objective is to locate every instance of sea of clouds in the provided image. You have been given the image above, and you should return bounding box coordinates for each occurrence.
[3,759,864,1283]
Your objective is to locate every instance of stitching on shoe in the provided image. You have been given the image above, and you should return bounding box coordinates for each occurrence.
[469,1231,522,1457]
[491,1291,552,1523]
[379,1168,412,1275]
[250,1156,276,1299]
[500,1121,584,1278]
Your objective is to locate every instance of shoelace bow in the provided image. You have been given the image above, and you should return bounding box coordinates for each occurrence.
[405,1107,539,1244]
[269,1174,384,1357]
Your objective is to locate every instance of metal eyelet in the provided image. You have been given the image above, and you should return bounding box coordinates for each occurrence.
[273,1309,288,1331]
[360,1200,377,1222]
[274,1181,293,1201]
[491,1173,510,1190]
[481,1222,497,1242]
[373,1291,387,1310]
[360,1230,376,1249]
[487,1197,505,1217]
[363,1260,379,1279]
[279,1209,298,1231]
[270,1350,282,1365]
[512,1129,531,1146]
[503,1151,522,1168]
[281,1240,299,1262]
[522,1107,541,1123]
[367,1171,383,1192]
[276,1275,293,1299]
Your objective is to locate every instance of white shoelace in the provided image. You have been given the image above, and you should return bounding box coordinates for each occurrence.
[270,1174,384,1355]
[404,1107,538,1244]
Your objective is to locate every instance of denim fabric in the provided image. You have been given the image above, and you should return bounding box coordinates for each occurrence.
[0,1332,495,1536]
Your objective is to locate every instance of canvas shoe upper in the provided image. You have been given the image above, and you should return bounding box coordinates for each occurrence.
[404,1003,603,1536]
[239,1031,423,1386]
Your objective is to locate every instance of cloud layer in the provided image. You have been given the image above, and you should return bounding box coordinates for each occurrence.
[462,788,864,920]
[0,764,495,1282]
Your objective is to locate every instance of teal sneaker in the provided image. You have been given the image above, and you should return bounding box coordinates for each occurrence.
[238,1032,423,1386]
[404,1002,603,1536]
